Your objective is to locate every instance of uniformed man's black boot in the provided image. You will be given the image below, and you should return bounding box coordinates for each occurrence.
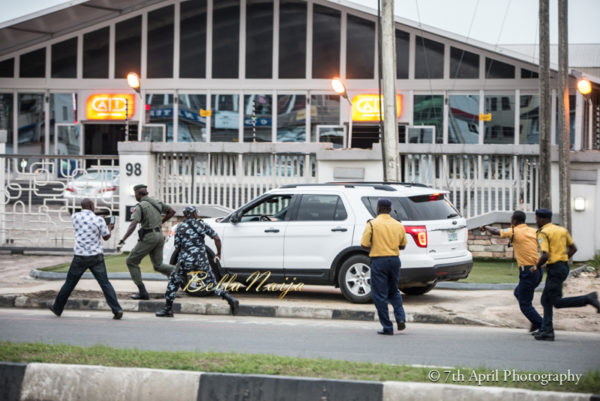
[131,284,150,300]
[155,300,174,318]
[222,293,239,315]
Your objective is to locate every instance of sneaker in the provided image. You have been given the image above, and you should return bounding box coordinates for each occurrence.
[534,330,555,341]
[397,321,406,331]
[113,310,123,320]
[587,292,600,313]
[48,304,61,317]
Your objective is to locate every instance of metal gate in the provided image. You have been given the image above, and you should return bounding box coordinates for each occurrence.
[0,154,119,252]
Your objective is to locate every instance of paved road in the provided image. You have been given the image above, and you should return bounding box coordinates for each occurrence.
[1,309,599,374]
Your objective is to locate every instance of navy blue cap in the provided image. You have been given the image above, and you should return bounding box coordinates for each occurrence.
[183,206,198,217]
[535,208,552,218]
[377,198,392,208]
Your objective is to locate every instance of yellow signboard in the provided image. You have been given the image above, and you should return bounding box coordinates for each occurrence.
[351,94,402,122]
[86,94,135,120]
[479,113,492,122]
[200,109,212,117]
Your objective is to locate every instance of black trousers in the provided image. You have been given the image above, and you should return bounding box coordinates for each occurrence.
[53,254,122,315]
[540,261,588,332]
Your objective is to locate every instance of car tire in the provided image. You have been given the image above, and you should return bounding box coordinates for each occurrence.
[401,283,436,295]
[338,254,372,304]
[184,248,224,297]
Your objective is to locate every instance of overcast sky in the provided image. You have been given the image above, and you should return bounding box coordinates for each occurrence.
[2,0,599,45]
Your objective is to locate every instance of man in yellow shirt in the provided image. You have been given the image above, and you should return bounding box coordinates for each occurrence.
[533,209,600,341]
[361,198,408,335]
[481,210,542,333]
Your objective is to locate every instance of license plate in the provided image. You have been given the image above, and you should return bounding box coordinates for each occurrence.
[448,231,458,242]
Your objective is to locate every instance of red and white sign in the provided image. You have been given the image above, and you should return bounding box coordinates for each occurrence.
[86,94,135,120]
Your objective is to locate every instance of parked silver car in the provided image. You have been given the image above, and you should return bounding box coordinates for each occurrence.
[62,167,119,213]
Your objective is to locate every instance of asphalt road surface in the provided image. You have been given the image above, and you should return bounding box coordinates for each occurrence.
[1,309,599,373]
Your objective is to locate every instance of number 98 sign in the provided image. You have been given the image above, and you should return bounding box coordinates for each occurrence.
[125,163,142,176]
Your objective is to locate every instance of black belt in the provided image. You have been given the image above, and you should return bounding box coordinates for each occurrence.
[519,265,534,271]
[141,227,161,234]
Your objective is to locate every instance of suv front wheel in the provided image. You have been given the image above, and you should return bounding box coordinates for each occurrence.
[338,254,372,304]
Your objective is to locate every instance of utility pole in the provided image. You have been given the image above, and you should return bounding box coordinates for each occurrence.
[558,0,571,231]
[538,0,551,209]
[381,0,399,182]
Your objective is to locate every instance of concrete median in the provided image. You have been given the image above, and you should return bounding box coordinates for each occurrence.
[0,362,596,401]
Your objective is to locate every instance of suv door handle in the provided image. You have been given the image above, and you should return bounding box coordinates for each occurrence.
[264,228,280,233]
[331,227,348,232]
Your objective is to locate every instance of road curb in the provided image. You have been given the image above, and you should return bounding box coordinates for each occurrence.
[0,293,491,326]
[0,362,595,401]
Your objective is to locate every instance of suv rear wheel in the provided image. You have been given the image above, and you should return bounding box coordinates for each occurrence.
[401,283,436,295]
[338,254,372,304]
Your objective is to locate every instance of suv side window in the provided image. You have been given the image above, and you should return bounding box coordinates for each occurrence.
[295,194,347,221]
[241,194,293,222]
[362,195,459,221]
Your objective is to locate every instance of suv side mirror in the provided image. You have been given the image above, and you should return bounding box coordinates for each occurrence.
[230,211,241,224]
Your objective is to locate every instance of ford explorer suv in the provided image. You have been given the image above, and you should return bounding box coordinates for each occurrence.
[163,182,473,303]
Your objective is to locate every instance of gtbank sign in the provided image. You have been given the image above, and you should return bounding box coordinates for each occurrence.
[351,94,402,122]
[86,94,135,120]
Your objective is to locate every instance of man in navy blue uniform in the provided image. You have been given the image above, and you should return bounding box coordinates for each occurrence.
[155,206,239,317]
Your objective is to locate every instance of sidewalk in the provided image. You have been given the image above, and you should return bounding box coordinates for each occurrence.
[1,254,599,332]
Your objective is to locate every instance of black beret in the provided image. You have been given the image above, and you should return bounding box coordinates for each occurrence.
[377,198,392,208]
[535,208,552,218]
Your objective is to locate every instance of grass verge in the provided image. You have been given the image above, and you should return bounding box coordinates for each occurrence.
[1,341,598,393]
[461,259,519,284]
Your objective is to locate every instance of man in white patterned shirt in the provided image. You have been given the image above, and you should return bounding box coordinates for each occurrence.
[49,198,123,319]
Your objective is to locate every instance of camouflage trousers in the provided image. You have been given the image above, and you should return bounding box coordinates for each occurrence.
[165,261,223,302]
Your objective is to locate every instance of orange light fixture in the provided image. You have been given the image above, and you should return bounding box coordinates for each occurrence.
[127,72,141,92]
[86,94,135,120]
[331,77,347,96]
[351,94,402,122]
[577,79,592,96]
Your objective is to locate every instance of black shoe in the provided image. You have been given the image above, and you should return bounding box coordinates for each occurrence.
[48,304,61,317]
[397,321,406,331]
[155,307,174,318]
[223,293,240,316]
[529,323,541,333]
[113,310,123,320]
[587,292,600,313]
[377,330,394,336]
[534,330,555,341]
[131,284,150,300]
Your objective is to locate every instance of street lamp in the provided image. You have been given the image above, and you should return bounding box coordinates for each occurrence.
[126,72,141,141]
[577,79,593,149]
[331,77,353,148]
[577,79,592,96]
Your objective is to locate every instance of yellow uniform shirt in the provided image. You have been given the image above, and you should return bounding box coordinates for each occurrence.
[360,214,407,257]
[537,223,574,264]
[499,224,538,266]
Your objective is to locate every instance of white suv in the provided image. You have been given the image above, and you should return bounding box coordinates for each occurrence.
[163,183,473,303]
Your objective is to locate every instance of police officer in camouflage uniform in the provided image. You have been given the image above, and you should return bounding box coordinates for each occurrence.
[156,206,239,317]
[119,184,176,300]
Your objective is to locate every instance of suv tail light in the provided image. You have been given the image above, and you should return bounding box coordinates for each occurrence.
[405,225,428,248]
[65,186,74,192]
[99,186,117,193]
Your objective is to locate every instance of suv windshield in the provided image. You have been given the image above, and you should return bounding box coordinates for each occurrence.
[362,194,460,221]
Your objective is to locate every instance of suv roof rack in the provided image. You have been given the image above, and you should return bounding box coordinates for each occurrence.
[280,183,397,191]
[328,181,430,188]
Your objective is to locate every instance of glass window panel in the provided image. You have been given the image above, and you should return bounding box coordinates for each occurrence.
[279,0,306,78]
[20,48,46,78]
[415,36,444,79]
[146,94,175,142]
[277,94,306,142]
[519,95,539,144]
[178,94,207,142]
[18,93,45,154]
[0,58,14,77]
[211,94,239,141]
[449,95,479,144]
[310,94,339,142]
[213,0,240,78]
[180,0,207,78]
[246,0,273,79]
[413,95,443,143]
[485,58,515,79]
[521,68,539,79]
[554,94,576,147]
[346,15,374,79]
[147,5,174,78]
[408,126,434,144]
[312,5,340,79]
[51,38,77,78]
[450,47,479,79]
[115,16,142,78]
[296,194,347,221]
[50,93,78,154]
[0,94,14,153]
[396,30,409,79]
[83,27,109,78]
[244,94,272,142]
[484,94,515,144]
